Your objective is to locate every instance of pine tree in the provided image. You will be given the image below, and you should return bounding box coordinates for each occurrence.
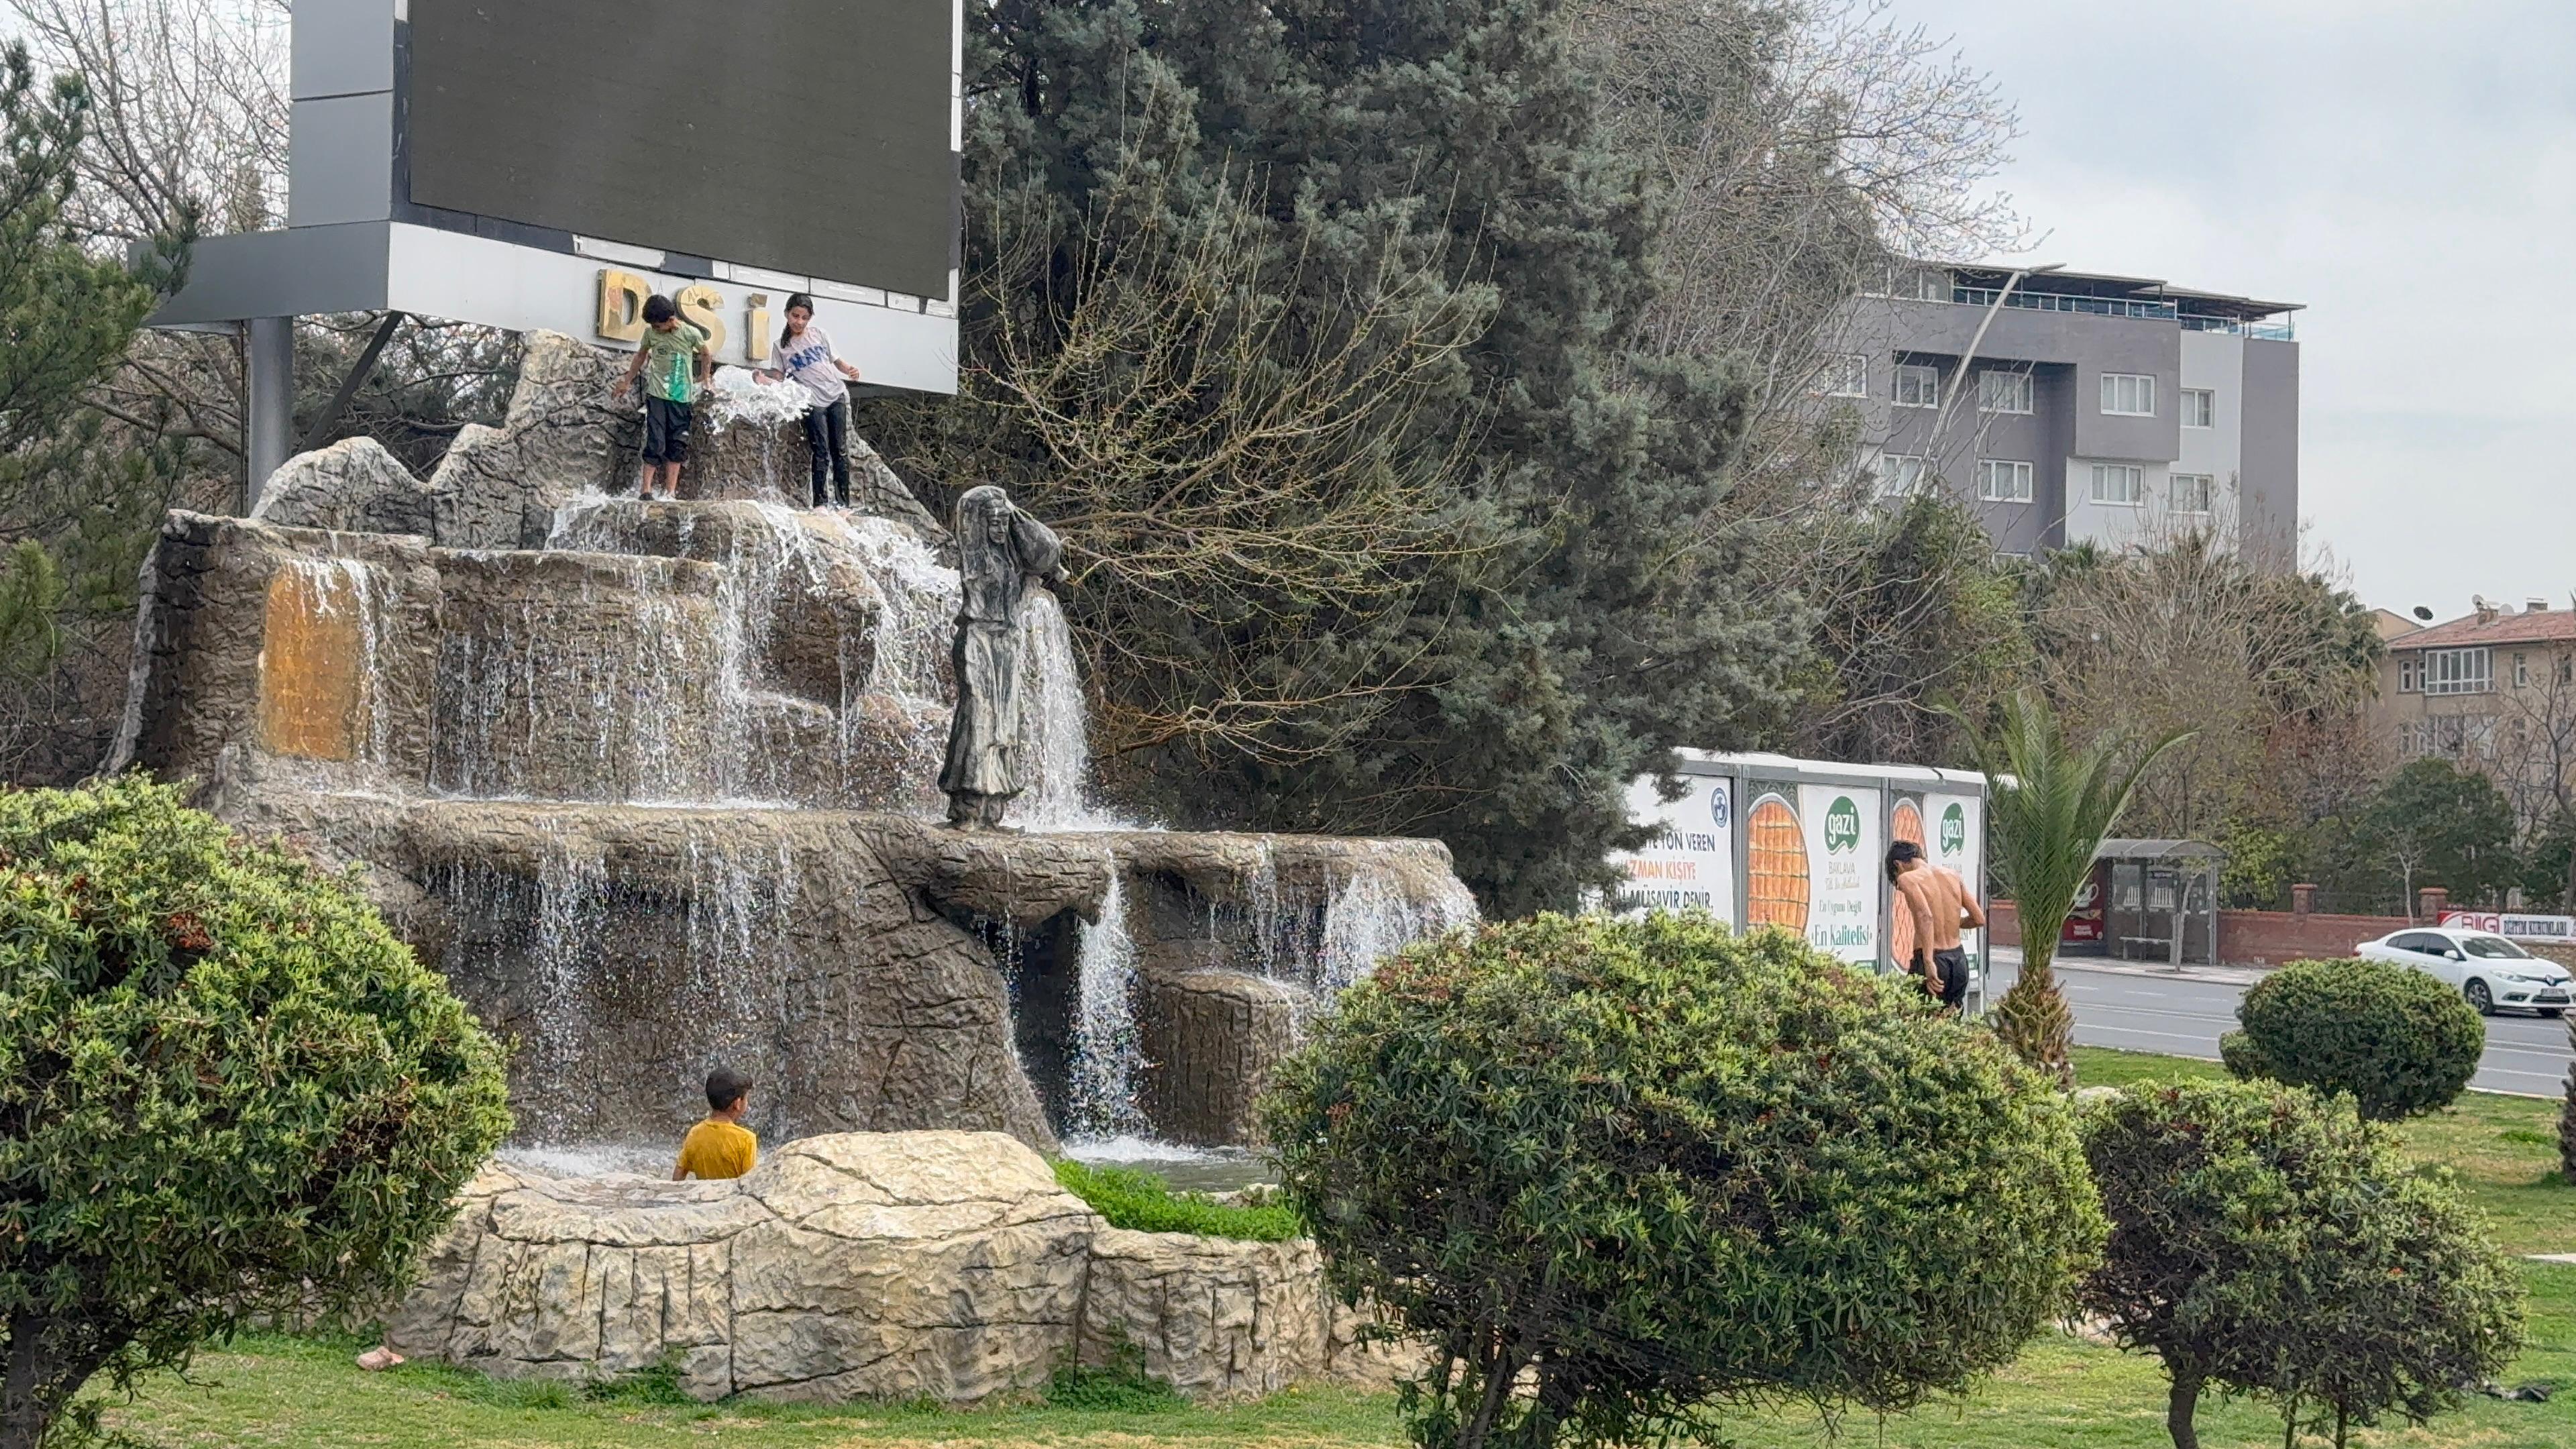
[2,50,181,616]
[898,0,1798,911]
[0,43,191,767]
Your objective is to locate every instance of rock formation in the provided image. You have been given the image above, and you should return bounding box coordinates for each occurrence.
[113,331,1476,1159]
[386,1130,1417,1403]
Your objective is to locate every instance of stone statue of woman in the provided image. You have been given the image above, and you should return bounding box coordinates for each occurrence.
[939,485,1067,828]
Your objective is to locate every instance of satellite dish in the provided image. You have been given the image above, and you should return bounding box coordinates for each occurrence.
[2412,606,2434,621]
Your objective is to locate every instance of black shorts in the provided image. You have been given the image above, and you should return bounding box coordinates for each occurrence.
[1932,947,1970,1009]
[643,396,694,465]
[1913,948,1971,1009]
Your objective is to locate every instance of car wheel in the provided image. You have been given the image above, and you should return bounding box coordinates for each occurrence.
[2463,979,2494,1016]
[2542,1008,2565,1019]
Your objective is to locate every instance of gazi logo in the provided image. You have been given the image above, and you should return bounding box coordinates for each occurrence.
[1940,803,1967,858]
[1823,795,1862,854]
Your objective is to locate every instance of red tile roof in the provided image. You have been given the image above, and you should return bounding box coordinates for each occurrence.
[2389,610,2576,651]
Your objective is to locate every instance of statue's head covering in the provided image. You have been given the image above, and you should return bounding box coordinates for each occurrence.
[953,485,1016,592]
[954,484,1010,536]
[951,485,1063,604]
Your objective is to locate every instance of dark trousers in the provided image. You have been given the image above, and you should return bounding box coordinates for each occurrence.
[1915,947,1972,1010]
[803,396,851,507]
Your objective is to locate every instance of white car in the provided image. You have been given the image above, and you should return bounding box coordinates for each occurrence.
[2354,927,2574,1017]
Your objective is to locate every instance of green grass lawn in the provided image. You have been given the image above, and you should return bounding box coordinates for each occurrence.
[98,1049,2576,1449]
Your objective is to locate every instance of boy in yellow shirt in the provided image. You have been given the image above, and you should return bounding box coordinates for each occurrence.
[672,1067,757,1181]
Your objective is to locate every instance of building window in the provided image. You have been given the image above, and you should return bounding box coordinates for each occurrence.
[2516,653,2530,687]
[2090,464,2143,505]
[1819,354,1868,397]
[2425,647,2493,696]
[2398,655,2422,692]
[1876,453,1928,496]
[2443,716,2499,759]
[2100,373,2157,417]
[1976,370,2033,414]
[2409,717,2496,759]
[1978,459,2033,502]
[1873,266,1949,301]
[1894,364,1939,409]
[2170,472,2214,513]
[2181,388,2214,428]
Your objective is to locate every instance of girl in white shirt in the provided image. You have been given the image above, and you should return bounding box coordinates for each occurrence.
[758,292,863,507]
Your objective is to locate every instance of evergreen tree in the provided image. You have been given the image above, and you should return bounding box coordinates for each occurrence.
[0,43,191,769]
[885,0,1796,911]
[2310,759,2520,914]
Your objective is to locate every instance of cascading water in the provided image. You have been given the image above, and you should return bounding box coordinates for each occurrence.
[681,822,800,1053]
[702,368,820,504]
[1067,864,1150,1142]
[425,549,719,803]
[440,820,609,1145]
[1317,867,1482,994]
[838,515,961,809]
[527,824,608,1124]
[264,556,396,772]
[1010,589,1114,830]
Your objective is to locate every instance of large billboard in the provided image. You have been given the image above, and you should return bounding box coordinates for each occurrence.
[1799,783,1882,964]
[1609,775,1735,918]
[1609,756,1987,981]
[1927,792,1984,896]
[405,0,958,300]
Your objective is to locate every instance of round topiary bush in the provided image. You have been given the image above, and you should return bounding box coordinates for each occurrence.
[0,778,512,1448]
[1262,912,2105,1449]
[2218,957,2483,1121]
[2080,1078,2522,1449]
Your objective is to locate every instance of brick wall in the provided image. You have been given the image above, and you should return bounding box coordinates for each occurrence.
[1986,899,2413,968]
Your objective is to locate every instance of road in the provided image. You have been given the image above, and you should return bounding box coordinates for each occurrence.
[1986,949,2573,1098]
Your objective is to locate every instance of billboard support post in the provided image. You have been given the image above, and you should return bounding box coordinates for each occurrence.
[245,317,295,508]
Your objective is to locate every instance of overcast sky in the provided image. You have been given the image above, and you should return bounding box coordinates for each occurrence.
[1899,0,2575,619]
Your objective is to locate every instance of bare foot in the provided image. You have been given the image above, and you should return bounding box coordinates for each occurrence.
[355,1344,405,1372]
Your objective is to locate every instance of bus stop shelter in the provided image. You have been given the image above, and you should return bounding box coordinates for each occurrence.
[2077,839,2226,968]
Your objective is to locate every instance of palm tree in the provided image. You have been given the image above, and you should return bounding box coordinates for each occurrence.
[1950,690,2193,1085]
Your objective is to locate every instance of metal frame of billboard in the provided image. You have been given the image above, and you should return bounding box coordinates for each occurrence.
[148,0,965,500]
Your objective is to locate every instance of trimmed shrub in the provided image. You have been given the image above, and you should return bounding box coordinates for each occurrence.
[0,778,512,1448]
[1263,912,2104,1449]
[1052,1159,1303,1242]
[2218,957,2483,1120]
[2080,1079,2523,1449]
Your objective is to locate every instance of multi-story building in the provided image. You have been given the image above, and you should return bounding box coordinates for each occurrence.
[1833,264,2302,566]
[2376,599,2576,825]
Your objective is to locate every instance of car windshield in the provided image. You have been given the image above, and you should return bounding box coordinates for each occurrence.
[2460,935,2532,959]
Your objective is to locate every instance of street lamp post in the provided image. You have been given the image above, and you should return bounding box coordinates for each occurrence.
[1927,261,2065,462]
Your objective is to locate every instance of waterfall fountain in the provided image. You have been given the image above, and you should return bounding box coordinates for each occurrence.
[111,332,1476,1156]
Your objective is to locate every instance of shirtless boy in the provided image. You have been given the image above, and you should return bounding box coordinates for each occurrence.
[1888,841,1985,1011]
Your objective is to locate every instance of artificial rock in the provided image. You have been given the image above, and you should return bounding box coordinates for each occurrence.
[387,1130,1419,1403]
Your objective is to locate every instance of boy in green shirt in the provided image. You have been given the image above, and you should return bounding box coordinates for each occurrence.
[611,294,713,501]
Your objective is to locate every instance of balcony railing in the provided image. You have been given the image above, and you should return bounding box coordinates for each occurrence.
[1950,286,2178,320]
[1927,286,2297,340]
[2180,315,2296,341]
